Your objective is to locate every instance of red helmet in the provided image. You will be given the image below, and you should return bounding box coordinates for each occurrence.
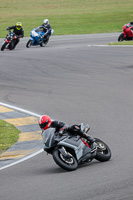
[38,115,52,130]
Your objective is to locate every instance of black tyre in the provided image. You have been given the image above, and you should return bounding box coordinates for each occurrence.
[1,42,8,51]
[95,138,111,162]
[9,41,15,50]
[52,148,78,171]
[44,38,49,45]
[26,40,32,48]
[40,38,49,47]
[40,42,45,47]
[118,33,124,41]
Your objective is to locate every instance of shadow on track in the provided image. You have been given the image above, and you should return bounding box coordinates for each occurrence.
[32,160,111,175]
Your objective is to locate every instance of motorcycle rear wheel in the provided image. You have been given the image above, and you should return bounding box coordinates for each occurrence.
[118,33,124,41]
[40,38,49,47]
[53,148,78,171]
[9,41,16,50]
[1,42,8,51]
[95,138,111,162]
[40,42,45,47]
[26,40,32,48]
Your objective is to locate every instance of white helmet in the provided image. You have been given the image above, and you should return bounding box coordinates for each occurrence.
[43,19,49,26]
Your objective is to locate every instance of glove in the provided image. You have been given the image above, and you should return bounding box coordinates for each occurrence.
[6,28,10,31]
[70,125,81,134]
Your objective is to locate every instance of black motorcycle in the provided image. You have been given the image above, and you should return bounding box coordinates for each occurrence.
[1,30,18,51]
[42,123,111,171]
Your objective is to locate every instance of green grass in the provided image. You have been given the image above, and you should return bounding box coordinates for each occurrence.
[109,41,133,45]
[0,119,20,154]
[0,0,133,37]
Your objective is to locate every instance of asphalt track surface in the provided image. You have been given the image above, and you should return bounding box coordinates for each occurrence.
[0,33,133,200]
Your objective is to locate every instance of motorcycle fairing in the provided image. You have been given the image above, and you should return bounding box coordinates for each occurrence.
[122,24,133,39]
[57,140,83,160]
[42,128,56,149]
[62,136,81,147]
[5,39,10,43]
[42,127,96,163]
[29,29,44,45]
[57,137,92,160]
[51,29,54,35]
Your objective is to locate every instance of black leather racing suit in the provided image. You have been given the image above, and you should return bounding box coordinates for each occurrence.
[50,121,95,144]
[7,25,24,47]
[38,24,52,41]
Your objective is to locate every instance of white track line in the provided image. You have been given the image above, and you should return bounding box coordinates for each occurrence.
[0,149,44,171]
[0,102,41,117]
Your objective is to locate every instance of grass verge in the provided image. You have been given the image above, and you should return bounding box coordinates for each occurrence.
[0,0,133,37]
[109,41,133,45]
[0,119,20,154]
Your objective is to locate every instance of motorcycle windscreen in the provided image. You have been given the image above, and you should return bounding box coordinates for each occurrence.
[31,30,39,37]
[41,128,55,147]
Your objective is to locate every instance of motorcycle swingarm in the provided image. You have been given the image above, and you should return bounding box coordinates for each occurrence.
[78,151,96,164]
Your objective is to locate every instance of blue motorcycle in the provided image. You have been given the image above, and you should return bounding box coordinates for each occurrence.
[26,27,54,48]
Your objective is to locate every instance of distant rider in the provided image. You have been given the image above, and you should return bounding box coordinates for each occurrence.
[7,22,24,48]
[38,115,95,146]
[35,19,52,42]
[124,22,133,36]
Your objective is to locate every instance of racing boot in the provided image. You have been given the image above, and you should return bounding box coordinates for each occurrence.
[86,135,95,144]
[86,135,97,152]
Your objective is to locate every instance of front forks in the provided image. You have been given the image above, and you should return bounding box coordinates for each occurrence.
[59,147,72,159]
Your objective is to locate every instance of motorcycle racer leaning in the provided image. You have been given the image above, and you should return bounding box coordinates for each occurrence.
[36,19,52,42]
[38,115,95,147]
[7,22,24,48]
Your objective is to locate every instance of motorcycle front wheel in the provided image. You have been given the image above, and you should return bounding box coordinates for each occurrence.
[1,41,8,51]
[52,148,78,171]
[118,33,124,41]
[95,138,111,162]
[26,40,32,48]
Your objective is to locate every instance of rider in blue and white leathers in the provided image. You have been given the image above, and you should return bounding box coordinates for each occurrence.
[35,19,52,42]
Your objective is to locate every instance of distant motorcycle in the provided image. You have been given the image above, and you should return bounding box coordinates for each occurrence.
[42,123,111,171]
[26,27,54,48]
[118,23,133,41]
[1,30,18,51]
